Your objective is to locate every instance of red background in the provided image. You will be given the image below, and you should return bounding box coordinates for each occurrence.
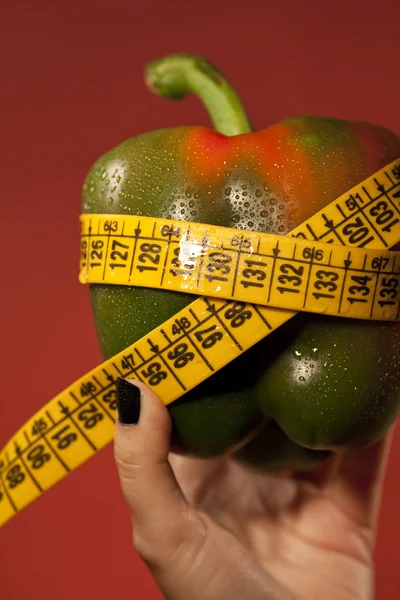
[1,1,399,598]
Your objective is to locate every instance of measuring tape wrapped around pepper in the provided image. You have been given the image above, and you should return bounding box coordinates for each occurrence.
[1,54,400,528]
[80,210,400,321]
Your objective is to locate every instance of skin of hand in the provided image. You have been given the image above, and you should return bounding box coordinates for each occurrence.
[114,380,393,600]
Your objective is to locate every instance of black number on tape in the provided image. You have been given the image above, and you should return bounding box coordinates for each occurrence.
[194,324,223,348]
[80,382,97,398]
[205,252,232,283]
[120,354,135,371]
[230,235,251,248]
[369,201,400,232]
[345,195,358,211]
[7,465,25,489]
[78,404,104,429]
[51,425,77,450]
[348,275,372,297]
[378,277,399,307]
[167,343,195,368]
[90,240,104,267]
[161,224,181,237]
[242,268,266,280]
[32,418,47,436]
[241,259,267,289]
[302,247,324,261]
[27,445,51,470]
[172,317,191,335]
[313,269,339,300]
[372,256,390,270]
[171,247,196,271]
[101,390,117,410]
[277,263,304,294]
[342,217,374,247]
[141,362,167,386]
[224,302,252,328]
[104,220,118,232]
[137,243,162,273]
[110,239,129,264]
[381,277,399,296]
[208,252,232,264]
[139,243,162,258]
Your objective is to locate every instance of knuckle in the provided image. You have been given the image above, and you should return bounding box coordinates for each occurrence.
[114,449,146,482]
[132,529,156,564]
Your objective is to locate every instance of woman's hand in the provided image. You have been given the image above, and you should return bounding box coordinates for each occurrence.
[114,379,392,600]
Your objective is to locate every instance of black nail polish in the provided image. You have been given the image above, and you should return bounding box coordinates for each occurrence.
[116,378,141,425]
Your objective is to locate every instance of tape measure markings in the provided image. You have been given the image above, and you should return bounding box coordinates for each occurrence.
[1,159,400,527]
[0,296,290,524]
[295,165,400,248]
[79,218,400,321]
[0,298,251,470]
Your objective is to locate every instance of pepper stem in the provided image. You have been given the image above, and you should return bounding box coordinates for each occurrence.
[145,54,252,136]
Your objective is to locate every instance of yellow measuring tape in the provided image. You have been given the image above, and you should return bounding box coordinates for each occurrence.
[80,215,400,321]
[1,158,400,528]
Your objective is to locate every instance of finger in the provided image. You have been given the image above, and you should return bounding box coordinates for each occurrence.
[114,379,288,600]
[325,428,395,528]
[114,378,206,565]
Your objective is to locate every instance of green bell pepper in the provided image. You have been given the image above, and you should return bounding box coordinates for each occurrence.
[82,54,400,469]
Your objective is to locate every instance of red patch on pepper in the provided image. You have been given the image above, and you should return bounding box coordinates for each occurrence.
[246,124,319,225]
[183,128,232,180]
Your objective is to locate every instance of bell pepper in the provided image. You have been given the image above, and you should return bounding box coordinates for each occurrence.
[82,54,400,470]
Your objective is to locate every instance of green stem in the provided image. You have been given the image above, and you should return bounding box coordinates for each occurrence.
[145,54,252,136]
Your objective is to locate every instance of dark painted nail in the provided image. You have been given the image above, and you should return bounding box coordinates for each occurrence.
[116,378,141,425]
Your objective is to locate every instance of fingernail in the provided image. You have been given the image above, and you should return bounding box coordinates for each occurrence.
[116,378,141,425]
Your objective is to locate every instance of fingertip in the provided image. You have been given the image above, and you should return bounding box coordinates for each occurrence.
[116,378,171,430]
[116,378,141,426]
[113,377,172,493]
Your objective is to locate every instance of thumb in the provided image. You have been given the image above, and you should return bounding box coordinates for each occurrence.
[113,378,206,569]
[114,379,288,600]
